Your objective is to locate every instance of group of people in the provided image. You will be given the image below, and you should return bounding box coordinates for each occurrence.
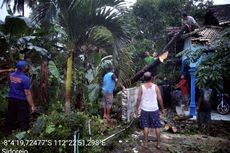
[1,12,212,151]
[102,67,165,149]
[92,12,204,148]
[144,51,158,66]
[181,13,212,132]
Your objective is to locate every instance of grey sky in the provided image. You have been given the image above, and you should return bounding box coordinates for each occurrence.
[0,0,230,21]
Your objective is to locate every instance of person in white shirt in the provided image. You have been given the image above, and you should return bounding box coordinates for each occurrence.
[136,72,165,149]
[182,12,200,31]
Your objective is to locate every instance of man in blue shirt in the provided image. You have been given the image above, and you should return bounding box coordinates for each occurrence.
[102,67,118,124]
[5,60,35,134]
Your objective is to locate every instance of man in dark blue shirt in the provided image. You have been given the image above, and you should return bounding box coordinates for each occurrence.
[6,60,35,134]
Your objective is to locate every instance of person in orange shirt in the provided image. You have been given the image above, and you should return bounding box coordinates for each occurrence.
[176,75,189,111]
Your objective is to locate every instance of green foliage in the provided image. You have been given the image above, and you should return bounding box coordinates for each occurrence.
[0,87,8,116]
[1,0,36,15]
[56,0,130,67]
[32,115,46,134]
[131,39,154,72]
[0,111,108,153]
[0,16,36,68]
[48,60,62,82]
[133,0,213,40]
[133,0,183,39]
[183,0,213,22]
[87,26,114,54]
[0,16,33,37]
[15,131,27,140]
[118,45,135,87]
[31,0,131,113]
[87,83,100,103]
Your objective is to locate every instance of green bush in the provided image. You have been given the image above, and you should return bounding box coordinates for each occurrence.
[0,86,9,116]
[0,111,109,153]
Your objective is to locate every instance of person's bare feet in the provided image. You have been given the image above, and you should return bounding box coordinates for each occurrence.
[107,116,111,122]
[142,142,148,149]
[103,118,110,127]
[156,144,161,150]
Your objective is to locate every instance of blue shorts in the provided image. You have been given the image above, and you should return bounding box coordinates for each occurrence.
[140,110,161,128]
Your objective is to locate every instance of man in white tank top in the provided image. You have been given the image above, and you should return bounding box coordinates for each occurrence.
[136,72,165,149]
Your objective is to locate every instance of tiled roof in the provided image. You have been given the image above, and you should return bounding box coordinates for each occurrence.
[208,4,230,26]
[191,26,223,43]
[166,26,223,43]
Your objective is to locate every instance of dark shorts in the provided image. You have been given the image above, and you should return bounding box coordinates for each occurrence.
[103,93,113,108]
[140,109,161,128]
[197,111,211,125]
[6,98,30,132]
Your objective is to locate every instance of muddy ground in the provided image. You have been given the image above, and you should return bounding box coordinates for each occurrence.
[104,120,230,153]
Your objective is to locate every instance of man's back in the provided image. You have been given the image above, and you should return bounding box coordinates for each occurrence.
[182,15,199,30]
[102,72,115,94]
[144,56,154,65]
[9,71,30,100]
[141,83,159,111]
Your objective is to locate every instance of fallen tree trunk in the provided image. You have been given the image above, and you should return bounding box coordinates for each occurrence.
[162,118,178,133]
[122,25,188,86]
[171,126,178,133]
[160,110,178,133]
[173,115,193,121]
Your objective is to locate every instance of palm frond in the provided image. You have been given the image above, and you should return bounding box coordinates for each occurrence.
[118,45,135,87]
[32,0,57,23]
[86,26,113,51]
[34,0,130,69]
[57,0,130,61]
[1,0,36,15]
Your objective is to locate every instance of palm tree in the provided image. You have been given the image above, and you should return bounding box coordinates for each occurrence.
[1,0,35,16]
[34,0,130,114]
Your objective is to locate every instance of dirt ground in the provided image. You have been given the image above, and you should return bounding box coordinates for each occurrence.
[105,120,230,153]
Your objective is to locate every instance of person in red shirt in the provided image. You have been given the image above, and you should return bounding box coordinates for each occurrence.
[176,75,189,111]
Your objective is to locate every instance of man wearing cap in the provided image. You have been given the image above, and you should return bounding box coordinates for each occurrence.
[5,60,35,134]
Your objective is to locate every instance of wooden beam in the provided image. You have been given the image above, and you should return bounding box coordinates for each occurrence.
[181,27,206,39]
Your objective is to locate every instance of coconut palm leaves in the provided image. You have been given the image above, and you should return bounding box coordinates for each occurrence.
[1,0,35,16]
[32,0,58,24]
[33,0,130,63]
[58,1,129,41]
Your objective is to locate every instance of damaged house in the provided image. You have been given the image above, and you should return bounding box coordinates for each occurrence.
[166,4,230,116]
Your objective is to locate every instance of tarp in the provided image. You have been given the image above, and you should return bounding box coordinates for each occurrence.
[122,87,138,122]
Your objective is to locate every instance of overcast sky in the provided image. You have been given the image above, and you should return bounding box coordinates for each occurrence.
[0,0,230,21]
